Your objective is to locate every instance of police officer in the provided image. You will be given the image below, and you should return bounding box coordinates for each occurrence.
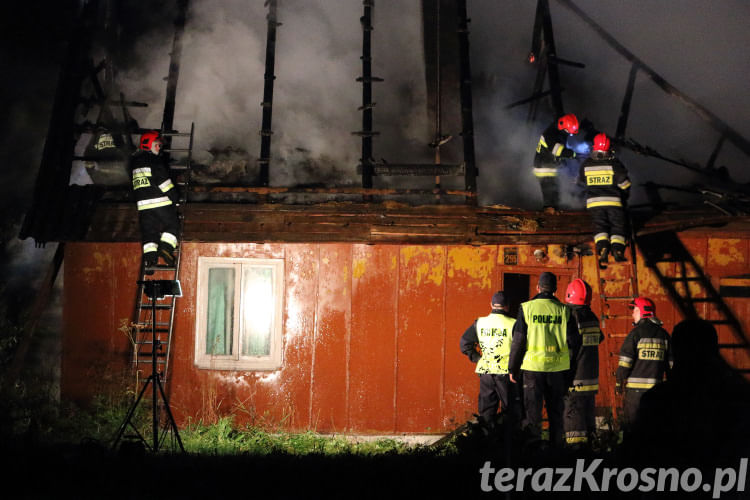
[509,272,581,446]
[460,291,518,428]
[563,279,604,447]
[130,131,180,271]
[533,114,580,211]
[616,297,673,432]
[577,133,631,266]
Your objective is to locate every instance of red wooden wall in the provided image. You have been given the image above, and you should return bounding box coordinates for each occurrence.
[61,235,750,433]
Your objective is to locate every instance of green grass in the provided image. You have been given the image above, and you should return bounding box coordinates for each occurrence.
[180,416,416,456]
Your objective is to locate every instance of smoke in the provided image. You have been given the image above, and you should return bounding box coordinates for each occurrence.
[114,0,432,188]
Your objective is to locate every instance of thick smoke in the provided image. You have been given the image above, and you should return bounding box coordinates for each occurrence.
[115,0,431,188]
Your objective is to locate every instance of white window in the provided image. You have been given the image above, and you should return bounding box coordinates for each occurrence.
[195,257,283,370]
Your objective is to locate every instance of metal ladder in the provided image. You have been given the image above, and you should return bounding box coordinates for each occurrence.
[131,123,194,384]
[595,241,639,408]
[635,230,750,374]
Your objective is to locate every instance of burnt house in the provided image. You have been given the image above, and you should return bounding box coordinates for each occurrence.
[17,0,750,436]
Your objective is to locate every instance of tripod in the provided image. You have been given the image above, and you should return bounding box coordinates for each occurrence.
[112,280,184,453]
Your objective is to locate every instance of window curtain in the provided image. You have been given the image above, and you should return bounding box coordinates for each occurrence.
[206,268,234,355]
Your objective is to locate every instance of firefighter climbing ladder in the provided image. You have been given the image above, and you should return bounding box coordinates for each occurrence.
[131,123,194,385]
[635,230,750,375]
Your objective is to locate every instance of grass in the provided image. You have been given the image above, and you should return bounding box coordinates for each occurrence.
[179,416,415,456]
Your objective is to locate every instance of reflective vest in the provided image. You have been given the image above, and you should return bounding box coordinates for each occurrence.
[475,313,515,374]
[520,298,571,372]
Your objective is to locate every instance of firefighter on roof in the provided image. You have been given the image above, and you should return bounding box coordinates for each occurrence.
[460,291,519,429]
[578,133,632,266]
[563,279,604,448]
[509,272,581,446]
[130,131,180,272]
[533,114,579,211]
[616,297,673,433]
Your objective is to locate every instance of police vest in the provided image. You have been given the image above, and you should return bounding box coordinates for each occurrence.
[475,313,515,374]
[520,298,570,372]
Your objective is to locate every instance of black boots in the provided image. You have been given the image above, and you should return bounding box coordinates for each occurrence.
[612,243,628,262]
[158,242,176,267]
[143,252,157,275]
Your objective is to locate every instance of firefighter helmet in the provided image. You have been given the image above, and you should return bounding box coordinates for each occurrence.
[565,278,592,306]
[139,130,162,151]
[593,133,611,152]
[629,297,656,318]
[557,114,579,134]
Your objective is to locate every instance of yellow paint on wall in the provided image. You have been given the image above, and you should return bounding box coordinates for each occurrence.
[353,258,367,279]
[447,247,492,290]
[708,239,744,267]
[401,246,445,287]
[548,245,567,266]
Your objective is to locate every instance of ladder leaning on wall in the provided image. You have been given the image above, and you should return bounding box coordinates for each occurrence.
[130,123,194,387]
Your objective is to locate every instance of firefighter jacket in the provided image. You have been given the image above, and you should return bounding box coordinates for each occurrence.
[577,151,631,209]
[130,150,178,210]
[460,311,516,375]
[509,292,581,374]
[616,318,673,392]
[533,122,576,178]
[568,305,604,394]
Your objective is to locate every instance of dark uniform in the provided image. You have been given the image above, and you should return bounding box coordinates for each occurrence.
[460,310,518,425]
[533,122,577,209]
[563,305,604,446]
[578,151,631,262]
[509,288,581,445]
[130,150,180,266]
[616,317,672,430]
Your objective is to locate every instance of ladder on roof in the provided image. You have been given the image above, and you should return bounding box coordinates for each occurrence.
[595,238,639,409]
[131,123,194,385]
[635,230,750,375]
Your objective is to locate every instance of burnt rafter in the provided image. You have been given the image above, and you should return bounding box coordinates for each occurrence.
[555,0,750,161]
[258,0,279,187]
[527,0,565,118]
[355,0,379,190]
[20,1,99,243]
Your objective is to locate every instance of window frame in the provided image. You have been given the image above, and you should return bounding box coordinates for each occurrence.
[194,256,284,371]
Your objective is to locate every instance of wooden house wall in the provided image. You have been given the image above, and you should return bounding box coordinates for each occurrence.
[61,234,750,433]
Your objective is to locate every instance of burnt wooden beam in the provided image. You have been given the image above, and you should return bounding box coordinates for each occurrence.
[189,185,475,196]
[20,2,97,243]
[556,0,750,158]
[539,0,564,117]
[161,0,188,135]
[358,0,377,189]
[356,163,465,176]
[615,62,639,140]
[456,0,477,197]
[258,0,279,187]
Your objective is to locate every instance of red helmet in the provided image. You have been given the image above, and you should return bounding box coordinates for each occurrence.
[593,133,611,152]
[629,297,656,318]
[139,130,162,151]
[565,278,592,306]
[557,114,579,134]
